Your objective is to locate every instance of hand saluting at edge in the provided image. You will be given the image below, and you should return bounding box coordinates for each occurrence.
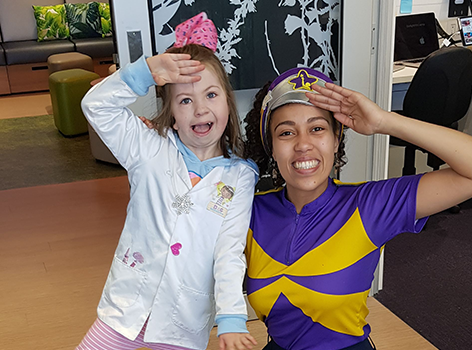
[307,82,387,136]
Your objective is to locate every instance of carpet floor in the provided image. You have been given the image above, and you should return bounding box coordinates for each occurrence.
[2,114,470,349]
[0,114,126,191]
[375,199,472,350]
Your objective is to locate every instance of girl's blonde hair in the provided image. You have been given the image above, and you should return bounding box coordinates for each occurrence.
[152,44,243,158]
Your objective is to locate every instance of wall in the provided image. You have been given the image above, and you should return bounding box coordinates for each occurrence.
[111,0,156,119]
[393,0,471,33]
[394,0,453,20]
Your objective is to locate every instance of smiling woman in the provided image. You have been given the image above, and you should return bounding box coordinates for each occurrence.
[243,66,472,350]
[270,104,338,212]
[244,69,346,191]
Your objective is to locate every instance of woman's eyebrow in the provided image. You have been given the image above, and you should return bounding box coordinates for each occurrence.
[273,120,295,131]
[307,116,329,123]
[274,116,330,131]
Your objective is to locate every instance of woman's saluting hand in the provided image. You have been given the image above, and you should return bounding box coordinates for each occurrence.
[307,82,388,136]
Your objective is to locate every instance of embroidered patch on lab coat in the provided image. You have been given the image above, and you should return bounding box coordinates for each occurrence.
[206,181,235,218]
[122,248,145,267]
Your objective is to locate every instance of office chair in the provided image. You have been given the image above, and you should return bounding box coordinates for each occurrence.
[391,46,472,177]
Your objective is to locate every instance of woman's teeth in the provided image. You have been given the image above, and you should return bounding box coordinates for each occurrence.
[293,160,319,170]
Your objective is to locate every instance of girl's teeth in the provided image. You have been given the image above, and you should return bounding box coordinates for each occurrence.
[192,123,212,133]
[293,160,319,170]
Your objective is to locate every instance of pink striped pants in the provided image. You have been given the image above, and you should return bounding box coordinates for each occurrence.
[76,318,191,350]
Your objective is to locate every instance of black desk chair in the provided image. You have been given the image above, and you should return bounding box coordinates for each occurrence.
[391,47,472,177]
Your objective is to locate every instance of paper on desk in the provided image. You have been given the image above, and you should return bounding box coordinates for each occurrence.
[400,0,412,14]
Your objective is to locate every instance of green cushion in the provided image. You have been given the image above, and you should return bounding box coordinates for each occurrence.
[49,69,100,136]
[98,2,113,38]
[32,4,70,42]
[65,2,102,39]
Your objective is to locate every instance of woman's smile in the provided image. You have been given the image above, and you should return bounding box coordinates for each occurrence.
[292,159,320,170]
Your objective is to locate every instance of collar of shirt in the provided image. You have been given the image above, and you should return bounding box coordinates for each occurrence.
[280,177,338,215]
[174,132,232,178]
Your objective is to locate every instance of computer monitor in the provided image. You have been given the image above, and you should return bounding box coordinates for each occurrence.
[394,13,440,63]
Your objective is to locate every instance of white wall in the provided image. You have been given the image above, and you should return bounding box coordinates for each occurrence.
[394,0,471,36]
[111,0,157,119]
[394,0,452,20]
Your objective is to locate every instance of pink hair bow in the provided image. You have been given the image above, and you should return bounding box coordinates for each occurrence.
[174,12,218,52]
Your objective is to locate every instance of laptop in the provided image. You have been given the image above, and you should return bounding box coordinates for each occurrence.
[394,13,440,68]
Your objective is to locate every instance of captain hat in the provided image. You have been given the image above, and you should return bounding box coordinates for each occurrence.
[260,67,333,154]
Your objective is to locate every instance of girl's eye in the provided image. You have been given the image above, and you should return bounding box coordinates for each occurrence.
[207,92,217,99]
[180,98,191,105]
[312,126,324,132]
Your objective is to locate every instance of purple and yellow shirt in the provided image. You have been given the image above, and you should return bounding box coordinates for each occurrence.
[246,176,427,350]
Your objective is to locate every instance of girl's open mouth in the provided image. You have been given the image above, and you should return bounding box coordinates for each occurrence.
[192,122,213,134]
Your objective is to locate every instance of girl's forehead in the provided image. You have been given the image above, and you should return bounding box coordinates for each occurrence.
[171,67,224,95]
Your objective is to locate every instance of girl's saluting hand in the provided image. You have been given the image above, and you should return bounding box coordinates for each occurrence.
[146,53,205,86]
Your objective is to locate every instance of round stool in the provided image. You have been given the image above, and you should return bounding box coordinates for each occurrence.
[47,52,94,75]
[49,68,100,136]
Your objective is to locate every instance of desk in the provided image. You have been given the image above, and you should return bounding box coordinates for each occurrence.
[392,66,417,84]
[390,66,426,177]
[391,66,416,111]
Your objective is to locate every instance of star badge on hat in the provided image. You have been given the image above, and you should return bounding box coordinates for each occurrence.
[288,69,319,91]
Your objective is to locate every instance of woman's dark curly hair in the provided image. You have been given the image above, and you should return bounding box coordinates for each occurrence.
[243,81,347,188]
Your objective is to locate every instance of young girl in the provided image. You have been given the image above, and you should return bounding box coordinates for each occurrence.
[243,67,472,350]
[77,13,258,350]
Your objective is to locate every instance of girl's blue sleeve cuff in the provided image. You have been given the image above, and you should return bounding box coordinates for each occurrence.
[215,314,248,336]
[119,55,156,96]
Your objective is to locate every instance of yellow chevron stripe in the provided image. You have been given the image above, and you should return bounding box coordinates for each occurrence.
[247,276,369,336]
[246,208,378,279]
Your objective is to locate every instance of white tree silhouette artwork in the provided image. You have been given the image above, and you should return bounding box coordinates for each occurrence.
[150,0,196,54]
[266,0,339,79]
[216,0,259,74]
[149,0,339,81]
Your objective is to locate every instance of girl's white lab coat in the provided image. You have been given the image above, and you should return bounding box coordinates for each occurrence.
[81,72,257,350]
